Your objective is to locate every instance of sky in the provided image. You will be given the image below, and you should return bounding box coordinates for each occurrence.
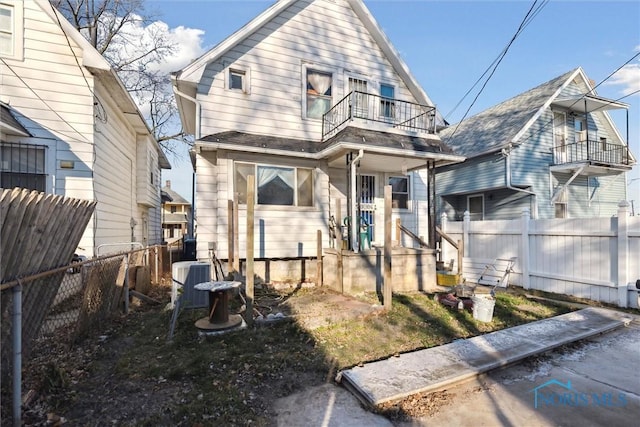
[147,0,640,209]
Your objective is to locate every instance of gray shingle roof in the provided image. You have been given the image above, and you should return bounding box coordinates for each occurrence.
[439,69,577,158]
[162,187,190,205]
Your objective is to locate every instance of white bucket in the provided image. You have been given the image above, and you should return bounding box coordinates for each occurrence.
[471,294,495,322]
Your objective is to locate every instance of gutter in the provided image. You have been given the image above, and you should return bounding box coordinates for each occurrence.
[504,147,538,218]
[172,85,201,140]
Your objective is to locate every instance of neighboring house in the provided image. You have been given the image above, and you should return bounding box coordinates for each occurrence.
[0,0,171,257]
[172,0,463,262]
[161,180,191,241]
[437,68,635,221]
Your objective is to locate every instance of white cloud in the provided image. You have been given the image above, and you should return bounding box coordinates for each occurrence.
[152,24,207,74]
[607,64,640,96]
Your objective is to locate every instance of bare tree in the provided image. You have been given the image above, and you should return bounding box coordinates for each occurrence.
[50,0,191,154]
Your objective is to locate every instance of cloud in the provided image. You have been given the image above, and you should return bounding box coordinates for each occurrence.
[153,25,207,74]
[607,64,640,96]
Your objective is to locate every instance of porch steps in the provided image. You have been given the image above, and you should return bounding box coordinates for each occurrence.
[337,307,633,407]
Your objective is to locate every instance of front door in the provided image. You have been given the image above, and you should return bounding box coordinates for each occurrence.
[357,174,375,243]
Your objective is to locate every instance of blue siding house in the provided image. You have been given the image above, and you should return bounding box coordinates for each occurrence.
[436,68,635,220]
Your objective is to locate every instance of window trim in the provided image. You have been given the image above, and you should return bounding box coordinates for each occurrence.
[0,1,23,60]
[467,194,484,221]
[301,63,335,121]
[234,161,315,208]
[225,64,250,94]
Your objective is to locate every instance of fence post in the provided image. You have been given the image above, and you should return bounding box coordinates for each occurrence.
[521,208,531,290]
[245,176,255,325]
[617,201,630,307]
[12,282,22,427]
[395,218,401,247]
[317,230,323,286]
[462,210,470,257]
[384,185,392,310]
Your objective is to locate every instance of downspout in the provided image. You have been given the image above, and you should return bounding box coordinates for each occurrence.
[173,86,201,239]
[504,147,538,218]
[350,149,364,252]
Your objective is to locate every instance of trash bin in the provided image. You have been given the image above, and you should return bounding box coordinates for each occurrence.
[183,238,196,261]
[471,294,495,322]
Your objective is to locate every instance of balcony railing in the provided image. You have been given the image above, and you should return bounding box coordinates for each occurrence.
[553,140,632,167]
[322,91,437,140]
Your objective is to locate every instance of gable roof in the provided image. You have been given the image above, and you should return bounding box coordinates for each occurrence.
[439,67,630,159]
[37,0,170,169]
[162,185,190,205]
[1,103,31,137]
[172,0,444,125]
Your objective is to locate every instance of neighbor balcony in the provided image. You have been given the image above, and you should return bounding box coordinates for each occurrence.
[552,138,633,176]
[322,91,437,140]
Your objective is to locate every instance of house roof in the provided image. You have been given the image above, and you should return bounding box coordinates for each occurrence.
[172,0,446,132]
[162,186,190,205]
[163,213,188,224]
[38,0,171,170]
[439,67,631,160]
[199,127,462,172]
[1,103,31,137]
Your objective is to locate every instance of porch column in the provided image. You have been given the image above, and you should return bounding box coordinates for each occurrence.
[427,161,436,249]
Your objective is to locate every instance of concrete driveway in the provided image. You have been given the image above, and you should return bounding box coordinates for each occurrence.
[275,313,640,426]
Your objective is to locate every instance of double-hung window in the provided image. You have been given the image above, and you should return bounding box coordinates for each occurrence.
[235,162,314,207]
[0,142,46,192]
[306,70,332,119]
[389,176,409,209]
[0,3,14,56]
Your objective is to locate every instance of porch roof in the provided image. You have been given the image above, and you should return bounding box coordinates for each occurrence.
[198,127,464,172]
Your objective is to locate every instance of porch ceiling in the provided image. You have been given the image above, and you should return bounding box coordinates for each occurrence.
[550,162,631,177]
[552,95,628,113]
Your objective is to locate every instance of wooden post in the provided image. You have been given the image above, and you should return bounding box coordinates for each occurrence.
[228,199,233,272]
[384,185,392,310]
[336,202,342,250]
[233,196,240,272]
[395,218,401,247]
[245,175,255,325]
[317,230,323,286]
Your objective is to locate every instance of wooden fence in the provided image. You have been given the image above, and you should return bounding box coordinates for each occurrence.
[440,201,640,308]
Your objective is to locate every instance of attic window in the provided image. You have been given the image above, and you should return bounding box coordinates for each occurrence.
[229,69,245,90]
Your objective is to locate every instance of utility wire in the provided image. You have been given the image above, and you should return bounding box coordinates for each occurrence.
[444,0,549,126]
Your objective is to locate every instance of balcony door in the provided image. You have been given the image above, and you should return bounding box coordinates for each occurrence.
[553,112,567,164]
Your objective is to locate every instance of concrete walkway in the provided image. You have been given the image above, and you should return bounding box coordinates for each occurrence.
[338,307,633,407]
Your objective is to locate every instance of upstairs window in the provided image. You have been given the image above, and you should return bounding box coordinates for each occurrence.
[235,162,314,207]
[380,84,395,119]
[0,4,14,56]
[574,116,587,143]
[1,142,46,192]
[226,65,250,93]
[389,176,409,209]
[0,1,22,60]
[306,70,332,119]
[229,69,245,90]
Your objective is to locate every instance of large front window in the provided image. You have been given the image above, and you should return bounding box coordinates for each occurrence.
[306,70,332,119]
[0,142,46,192]
[235,162,314,207]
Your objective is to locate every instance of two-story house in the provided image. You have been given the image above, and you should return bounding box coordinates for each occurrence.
[436,68,635,220]
[161,180,192,241]
[0,0,171,256]
[171,0,463,277]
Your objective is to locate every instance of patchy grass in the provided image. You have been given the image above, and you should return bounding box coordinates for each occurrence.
[23,287,574,426]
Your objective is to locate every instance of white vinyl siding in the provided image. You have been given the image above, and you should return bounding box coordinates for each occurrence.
[196,0,415,141]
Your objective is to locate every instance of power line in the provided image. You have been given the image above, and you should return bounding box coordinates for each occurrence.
[444,0,549,128]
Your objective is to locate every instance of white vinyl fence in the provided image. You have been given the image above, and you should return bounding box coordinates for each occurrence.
[440,201,640,308]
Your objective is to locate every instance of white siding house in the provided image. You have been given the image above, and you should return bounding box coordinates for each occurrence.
[172,0,463,265]
[0,0,170,257]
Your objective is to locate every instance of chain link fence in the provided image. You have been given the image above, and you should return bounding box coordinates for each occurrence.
[1,244,170,425]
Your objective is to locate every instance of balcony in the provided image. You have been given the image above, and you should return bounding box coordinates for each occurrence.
[552,139,633,176]
[322,91,437,140]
